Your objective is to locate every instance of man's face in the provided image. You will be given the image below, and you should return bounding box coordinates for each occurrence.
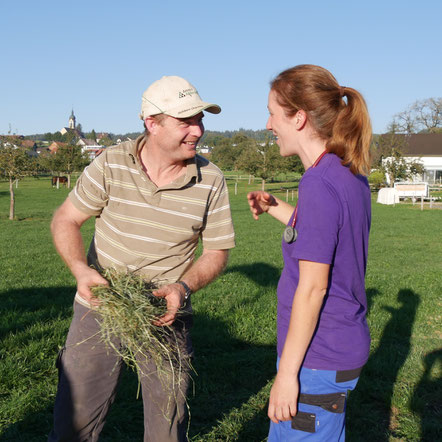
[152,112,205,162]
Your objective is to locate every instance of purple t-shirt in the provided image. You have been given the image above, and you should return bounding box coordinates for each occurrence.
[277,153,371,370]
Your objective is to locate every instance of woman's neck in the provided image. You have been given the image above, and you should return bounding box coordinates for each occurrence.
[298,138,327,170]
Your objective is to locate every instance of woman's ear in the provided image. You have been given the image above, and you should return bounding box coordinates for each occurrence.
[294,110,307,130]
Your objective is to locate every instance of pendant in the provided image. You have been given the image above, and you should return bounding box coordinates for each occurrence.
[283,226,297,244]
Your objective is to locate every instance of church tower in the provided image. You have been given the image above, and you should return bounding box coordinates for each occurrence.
[68,109,76,130]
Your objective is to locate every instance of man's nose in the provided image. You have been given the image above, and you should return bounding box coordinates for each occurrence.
[190,122,204,138]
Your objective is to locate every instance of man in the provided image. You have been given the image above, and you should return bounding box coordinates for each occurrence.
[48,76,235,442]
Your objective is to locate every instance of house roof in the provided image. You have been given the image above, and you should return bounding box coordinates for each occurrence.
[400,133,442,156]
[78,138,100,146]
[48,141,67,153]
[21,139,36,148]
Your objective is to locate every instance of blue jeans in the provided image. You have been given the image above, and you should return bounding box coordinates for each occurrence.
[268,363,360,441]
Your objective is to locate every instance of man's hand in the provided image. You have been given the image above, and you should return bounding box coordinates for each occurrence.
[152,282,186,327]
[268,371,299,423]
[75,265,109,307]
[247,191,276,220]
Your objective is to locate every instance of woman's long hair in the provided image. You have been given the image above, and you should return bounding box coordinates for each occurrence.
[271,64,372,175]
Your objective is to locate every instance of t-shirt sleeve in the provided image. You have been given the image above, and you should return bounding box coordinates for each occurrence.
[68,153,109,216]
[200,175,235,250]
[291,175,341,264]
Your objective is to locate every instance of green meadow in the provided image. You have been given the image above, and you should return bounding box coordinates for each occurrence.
[0,177,441,441]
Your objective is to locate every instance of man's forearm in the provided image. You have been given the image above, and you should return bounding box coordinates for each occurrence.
[50,200,91,279]
[51,218,89,278]
[180,249,229,293]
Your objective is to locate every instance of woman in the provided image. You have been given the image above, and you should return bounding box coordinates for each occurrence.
[248,64,372,440]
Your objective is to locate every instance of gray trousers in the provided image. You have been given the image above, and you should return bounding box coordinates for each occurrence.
[48,301,193,442]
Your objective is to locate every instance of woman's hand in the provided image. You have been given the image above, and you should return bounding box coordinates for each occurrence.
[247,191,276,220]
[268,370,299,423]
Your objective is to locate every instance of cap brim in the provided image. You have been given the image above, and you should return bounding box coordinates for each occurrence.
[166,102,221,118]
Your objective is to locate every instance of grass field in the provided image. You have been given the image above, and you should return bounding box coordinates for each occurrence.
[0,177,441,441]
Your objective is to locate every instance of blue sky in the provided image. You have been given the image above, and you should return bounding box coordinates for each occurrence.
[1,0,441,136]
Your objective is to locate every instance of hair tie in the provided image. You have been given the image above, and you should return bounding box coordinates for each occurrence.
[339,86,346,97]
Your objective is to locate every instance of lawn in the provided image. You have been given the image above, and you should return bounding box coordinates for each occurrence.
[0,177,441,441]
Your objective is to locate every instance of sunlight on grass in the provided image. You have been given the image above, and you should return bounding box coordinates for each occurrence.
[0,177,441,440]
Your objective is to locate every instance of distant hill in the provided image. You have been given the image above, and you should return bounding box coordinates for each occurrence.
[23,128,269,144]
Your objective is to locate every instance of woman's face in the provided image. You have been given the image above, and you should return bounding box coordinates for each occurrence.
[266,90,298,157]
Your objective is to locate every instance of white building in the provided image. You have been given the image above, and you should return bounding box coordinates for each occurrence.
[77,138,103,160]
[383,133,442,184]
[402,134,442,183]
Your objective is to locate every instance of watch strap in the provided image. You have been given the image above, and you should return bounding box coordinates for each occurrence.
[177,281,192,301]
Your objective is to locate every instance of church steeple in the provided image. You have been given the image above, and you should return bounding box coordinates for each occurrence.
[68,109,76,130]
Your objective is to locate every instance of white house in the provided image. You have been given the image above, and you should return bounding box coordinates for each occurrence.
[77,138,103,160]
[401,133,442,183]
[382,133,442,184]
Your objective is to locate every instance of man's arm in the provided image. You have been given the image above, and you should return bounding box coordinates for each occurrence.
[153,249,229,326]
[51,198,108,305]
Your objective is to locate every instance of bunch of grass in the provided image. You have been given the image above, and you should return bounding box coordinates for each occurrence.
[91,268,192,405]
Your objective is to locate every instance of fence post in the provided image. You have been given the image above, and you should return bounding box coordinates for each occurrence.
[286,189,289,202]
[235,182,238,195]
[292,190,294,201]
[430,197,433,209]
[421,196,424,211]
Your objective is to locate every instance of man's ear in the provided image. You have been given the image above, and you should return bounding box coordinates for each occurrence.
[144,117,159,135]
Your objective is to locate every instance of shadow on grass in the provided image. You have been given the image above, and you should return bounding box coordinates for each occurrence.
[1,305,274,441]
[225,262,280,288]
[347,288,420,441]
[187,313,274,441]
[0,286,74,339]
[410,349,442,441]
[3,283,426,441]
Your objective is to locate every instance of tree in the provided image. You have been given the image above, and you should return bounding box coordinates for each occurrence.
[0,141,35,219]
[40,145,89,188]
[88,129,97,142]
[235,139,283,190]
[368,170,385,190]
[59,145,90,187]
[392,98,442,133]
[98,136,114,147]
[284,154,304,174]
[210,134,251,170]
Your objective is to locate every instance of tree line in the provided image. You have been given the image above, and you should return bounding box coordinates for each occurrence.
[2,97,441,219]
[207,132,303,190]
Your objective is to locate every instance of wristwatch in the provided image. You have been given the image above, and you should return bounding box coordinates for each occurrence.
[177,281,192,302]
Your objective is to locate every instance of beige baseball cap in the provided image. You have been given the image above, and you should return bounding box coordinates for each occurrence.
[140,76,221,120]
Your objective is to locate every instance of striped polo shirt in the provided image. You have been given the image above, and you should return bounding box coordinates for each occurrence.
[69,136,235,307]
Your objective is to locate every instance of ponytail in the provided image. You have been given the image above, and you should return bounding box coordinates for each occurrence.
[327,87,372,175]
[271,65,372,176]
